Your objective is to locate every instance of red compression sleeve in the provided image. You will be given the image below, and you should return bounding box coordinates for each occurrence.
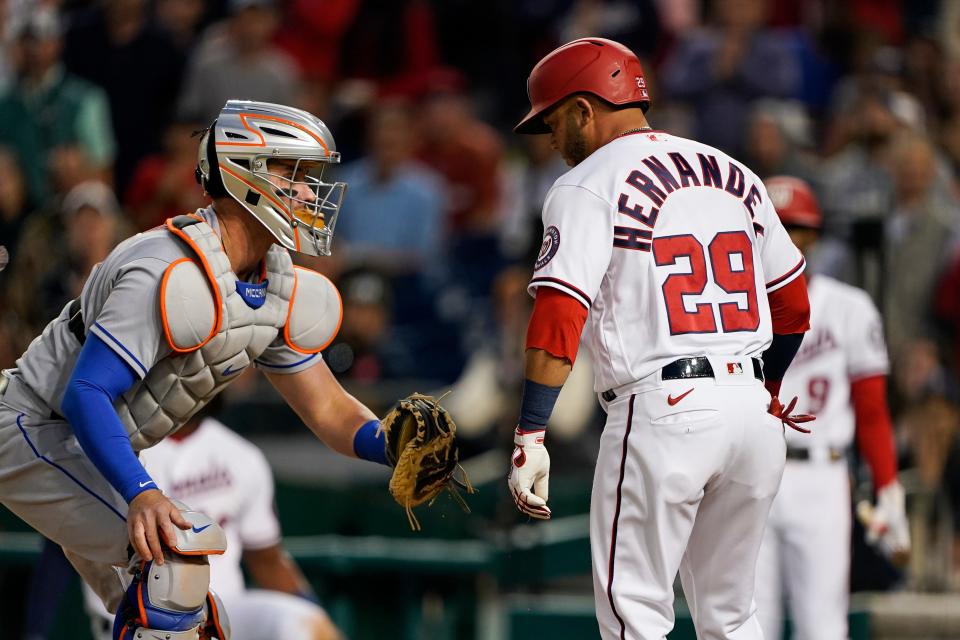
[768,275,811,334]
[526,287,588,365]
[851,375,898,488]
[765,379,782,398]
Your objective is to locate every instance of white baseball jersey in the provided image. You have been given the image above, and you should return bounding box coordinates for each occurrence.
[142,417,281,601]
[529,131,804,392]
[780,275,889,449]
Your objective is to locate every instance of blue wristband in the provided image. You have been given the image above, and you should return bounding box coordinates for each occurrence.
[518,379,562,432]
[352,419,388,466]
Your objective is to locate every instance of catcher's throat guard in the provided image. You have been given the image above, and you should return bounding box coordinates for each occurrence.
[379,392,474,530]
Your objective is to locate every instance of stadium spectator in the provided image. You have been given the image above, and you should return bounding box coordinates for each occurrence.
[659,0,800,156]
[899,395,960,590]
[123,118,208,230]
[882,133,956,377]
[0,3,13,91]
[743,99,819,183]
[0,146,29,250]
[335,101,444,276]
[557,0,661,59]
[176,0,300,123]
[63,0,185,194]
[415,69,506,298]
[0,6,115,209]
[323,268,416,389]
[498,133,567,263]
[273,0,360,82]
[6,180,128,339]
[815,88,900,285]
[154,0,208,53]
[336,0,439,84]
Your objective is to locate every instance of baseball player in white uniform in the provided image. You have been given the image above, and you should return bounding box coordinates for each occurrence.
[507,39,814,639]
[84,405,340,640]
[754,176,910,640]
[0,100,395,639]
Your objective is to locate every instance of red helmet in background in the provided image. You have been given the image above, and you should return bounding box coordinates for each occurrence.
[765,176,823,230]
[514,37,650,135]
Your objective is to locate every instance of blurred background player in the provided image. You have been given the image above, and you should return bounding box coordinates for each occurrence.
[755,176,910,640]
[83,398,342,640]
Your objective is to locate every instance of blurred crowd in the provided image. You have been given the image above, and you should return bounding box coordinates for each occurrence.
[2,0,960,594]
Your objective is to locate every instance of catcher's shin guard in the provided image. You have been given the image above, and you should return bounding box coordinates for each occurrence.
[200,590,231,639]
[112,506,227,639]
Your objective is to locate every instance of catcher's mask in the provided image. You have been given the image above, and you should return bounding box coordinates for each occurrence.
[196,99,347,257]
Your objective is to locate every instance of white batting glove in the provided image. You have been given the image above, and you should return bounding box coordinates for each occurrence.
[858,481,910,562]
[508,427,551,519]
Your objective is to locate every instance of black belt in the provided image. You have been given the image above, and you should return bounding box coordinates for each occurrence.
[67,298,85,345]
[786,446,845,462]
[601,357,763,402]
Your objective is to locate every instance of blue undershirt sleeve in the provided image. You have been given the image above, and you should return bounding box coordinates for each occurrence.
[761,332,804,384]
[60,333,156,504]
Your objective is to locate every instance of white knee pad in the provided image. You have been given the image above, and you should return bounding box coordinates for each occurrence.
[112,505,229,640]
[144,551,212,614]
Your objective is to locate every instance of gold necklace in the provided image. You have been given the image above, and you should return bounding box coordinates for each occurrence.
[615,127,653,139]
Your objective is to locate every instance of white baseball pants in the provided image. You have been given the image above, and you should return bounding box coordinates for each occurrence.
[591,360,785,639]
[755,459,851,640]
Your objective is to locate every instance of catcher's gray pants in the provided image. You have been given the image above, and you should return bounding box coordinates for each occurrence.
[591,360,785,639]
[0,388,129,612]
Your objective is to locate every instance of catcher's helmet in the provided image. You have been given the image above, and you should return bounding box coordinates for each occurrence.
[515,37,650,135]
[196,100,347,257]
[765,175,822,230]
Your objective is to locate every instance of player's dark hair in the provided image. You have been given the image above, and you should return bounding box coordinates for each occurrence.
[578,92,649,114]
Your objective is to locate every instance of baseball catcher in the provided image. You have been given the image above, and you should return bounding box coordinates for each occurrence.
[0,99,434,640]
[379,393,473,530]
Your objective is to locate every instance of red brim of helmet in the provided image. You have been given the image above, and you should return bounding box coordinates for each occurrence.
[783,214,822,230]
[514,107,551,134]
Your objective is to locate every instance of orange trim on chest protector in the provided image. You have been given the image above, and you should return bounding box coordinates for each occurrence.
[163,218,225,351]
[160,257,218,353]
[283,265,343,354]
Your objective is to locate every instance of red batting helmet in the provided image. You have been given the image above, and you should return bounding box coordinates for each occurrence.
[765,176,822,230]
[514,37,650,135]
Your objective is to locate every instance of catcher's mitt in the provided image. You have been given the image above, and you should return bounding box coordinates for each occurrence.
[379,392,474,530]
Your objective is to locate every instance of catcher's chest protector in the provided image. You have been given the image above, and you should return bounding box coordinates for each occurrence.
[116,215,294,450]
